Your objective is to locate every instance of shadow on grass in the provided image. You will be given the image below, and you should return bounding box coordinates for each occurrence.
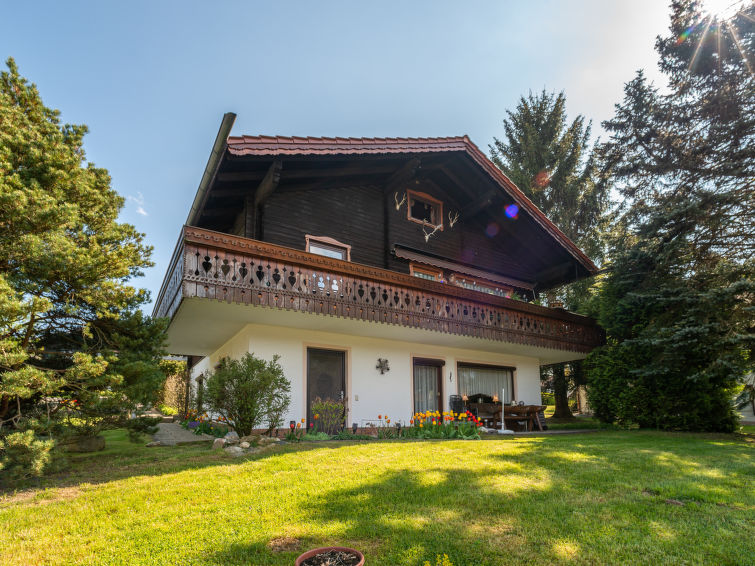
[0,430,353,496]
[211,433,754,566]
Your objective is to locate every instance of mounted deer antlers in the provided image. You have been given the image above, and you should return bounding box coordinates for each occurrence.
[394,192,406,210]
[422,222,442,242]
[448,211,459,228]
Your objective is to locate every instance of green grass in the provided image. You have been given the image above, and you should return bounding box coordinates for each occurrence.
[1,430,753,566]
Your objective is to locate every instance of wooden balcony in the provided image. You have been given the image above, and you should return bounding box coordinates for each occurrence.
[154,227,604,354]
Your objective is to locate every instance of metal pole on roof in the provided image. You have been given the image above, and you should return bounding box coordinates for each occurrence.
[186,112,237,226]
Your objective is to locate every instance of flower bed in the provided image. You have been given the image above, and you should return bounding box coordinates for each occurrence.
[179,410,229,438]
[283,411,483,442]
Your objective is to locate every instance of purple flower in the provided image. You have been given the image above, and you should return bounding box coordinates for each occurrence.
[188,421,199,429]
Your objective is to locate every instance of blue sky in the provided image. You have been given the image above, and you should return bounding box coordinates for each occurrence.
[2,0,672,311]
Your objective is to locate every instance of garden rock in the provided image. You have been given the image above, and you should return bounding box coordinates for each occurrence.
[240,441,251,449]
[224,431,240,444]
[240,434,260,444]
[224,445,245,457]
[258,436,280,446]
[145,441,163,447]
[212,438,226,450]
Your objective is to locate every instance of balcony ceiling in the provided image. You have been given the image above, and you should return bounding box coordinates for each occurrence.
[168,297,592,366]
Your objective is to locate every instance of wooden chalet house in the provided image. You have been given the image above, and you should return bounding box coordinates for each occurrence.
[153,113,603,428]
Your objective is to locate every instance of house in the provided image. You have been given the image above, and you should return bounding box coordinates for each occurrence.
[153,113,603,429]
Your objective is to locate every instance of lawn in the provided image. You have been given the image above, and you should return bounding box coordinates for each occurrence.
[1,430,753,566]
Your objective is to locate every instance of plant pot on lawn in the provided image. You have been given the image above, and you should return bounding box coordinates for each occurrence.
[295,546,364,566]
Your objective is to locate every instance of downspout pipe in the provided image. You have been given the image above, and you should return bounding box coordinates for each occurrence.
[186,112,237,226]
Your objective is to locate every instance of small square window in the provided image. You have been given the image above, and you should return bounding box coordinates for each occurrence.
[407,190,443,229]
[305,235,351,261]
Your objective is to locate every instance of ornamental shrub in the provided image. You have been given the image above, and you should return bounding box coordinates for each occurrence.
[311,397,345,435]
[204,353,290,436]
[0,429,54,484]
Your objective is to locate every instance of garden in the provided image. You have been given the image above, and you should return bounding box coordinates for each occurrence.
[1,428,753,565]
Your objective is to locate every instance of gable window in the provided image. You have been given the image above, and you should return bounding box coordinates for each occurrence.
[305,235,351,261]
[410,263,444,282]
[407,190,443,229]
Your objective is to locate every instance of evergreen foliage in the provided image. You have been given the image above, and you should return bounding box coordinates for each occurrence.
[204,353,291,436]
[0,58,168,476]
[490,90,609,418]
[490,89,608,262]
[586,1,754,431]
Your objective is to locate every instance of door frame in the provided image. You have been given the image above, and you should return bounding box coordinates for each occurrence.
[411,356,445,414]
[304,344,350,429]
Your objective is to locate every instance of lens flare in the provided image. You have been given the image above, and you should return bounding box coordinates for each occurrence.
[485,222,500,237]
[504,204,519,219]
[460,248,476,263]
[533,170,550,189]
[676,24,696,45]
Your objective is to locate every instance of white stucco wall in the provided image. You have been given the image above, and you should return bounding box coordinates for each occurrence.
[190,322,543,427]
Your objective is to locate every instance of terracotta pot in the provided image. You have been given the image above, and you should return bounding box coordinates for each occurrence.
[295,546,365,566]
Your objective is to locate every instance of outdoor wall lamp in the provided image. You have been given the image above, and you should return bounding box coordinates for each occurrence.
[376,358,390,374]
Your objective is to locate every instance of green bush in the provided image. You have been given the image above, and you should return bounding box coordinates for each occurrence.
[157,404,178,416]
[311,397,345,435]
[125,416,161,442]
[204,353,291,436]
[0,430,54,483]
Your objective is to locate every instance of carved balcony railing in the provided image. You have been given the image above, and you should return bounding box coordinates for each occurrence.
[153,226,604,353]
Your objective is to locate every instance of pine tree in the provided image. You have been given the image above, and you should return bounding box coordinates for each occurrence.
[490,91,608,418]
[0,59,167,477]
[587,1,754,431]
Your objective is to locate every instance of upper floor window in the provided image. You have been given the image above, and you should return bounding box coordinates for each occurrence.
[407,190,443,229]
[305,235,351,261]
[410,263,444,282]
[449,274,512,298]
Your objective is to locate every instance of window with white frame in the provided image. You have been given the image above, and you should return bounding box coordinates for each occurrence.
[305,235,351,261]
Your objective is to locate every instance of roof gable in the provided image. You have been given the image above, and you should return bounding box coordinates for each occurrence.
[220,134,597,276]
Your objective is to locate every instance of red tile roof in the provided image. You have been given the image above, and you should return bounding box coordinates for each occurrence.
[227,135,470,156]
[225,134,597,274]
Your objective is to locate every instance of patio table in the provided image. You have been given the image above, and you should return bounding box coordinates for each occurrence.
[503,405,546,431]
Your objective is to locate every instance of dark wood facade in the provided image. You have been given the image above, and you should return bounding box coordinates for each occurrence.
[153,133,604,354]
[189,136,597,293]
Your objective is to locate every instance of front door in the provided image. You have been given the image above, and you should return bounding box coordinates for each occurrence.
[413,359,443,414]
[306,348,346,429]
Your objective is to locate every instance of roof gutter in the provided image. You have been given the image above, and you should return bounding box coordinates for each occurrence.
[186,112,236,226]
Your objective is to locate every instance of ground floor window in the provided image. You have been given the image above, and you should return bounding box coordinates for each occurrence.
[457,363,514,403]
[413,358,443,414]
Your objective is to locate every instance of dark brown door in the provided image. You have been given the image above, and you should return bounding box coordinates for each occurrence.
[413,359,443,414]
[307,348,346,429]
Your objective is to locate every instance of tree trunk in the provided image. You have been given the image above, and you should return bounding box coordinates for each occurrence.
[552,363,573,419]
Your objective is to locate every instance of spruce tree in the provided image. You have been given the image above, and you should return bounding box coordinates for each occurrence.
[490,91,608,418]
[0,59,167,477]
[587,1,754,431]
